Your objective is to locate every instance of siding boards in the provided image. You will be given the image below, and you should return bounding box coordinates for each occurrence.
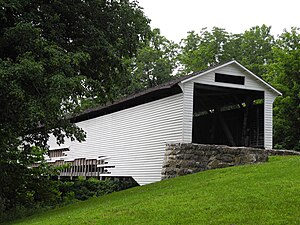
[48,93,184,185]
[182,82,194,142]
[264,91,277,149]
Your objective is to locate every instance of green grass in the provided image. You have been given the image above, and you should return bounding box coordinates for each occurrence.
[11,156,300,225]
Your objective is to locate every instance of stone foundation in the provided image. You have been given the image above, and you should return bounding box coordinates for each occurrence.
[265,149,300,156]
[161,143,300,180]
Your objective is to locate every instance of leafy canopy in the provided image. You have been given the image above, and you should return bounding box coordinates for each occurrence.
[124,28,179,94]
[0,0,150,211]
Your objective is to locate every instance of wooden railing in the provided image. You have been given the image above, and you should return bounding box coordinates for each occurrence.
[49,158,114,178]
[33,157,114,179]
[48,148,69,158]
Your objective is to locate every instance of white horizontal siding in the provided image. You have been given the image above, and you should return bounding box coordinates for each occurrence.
[182,82,194,143]
[48,93,184,185]
[264,91,277,149]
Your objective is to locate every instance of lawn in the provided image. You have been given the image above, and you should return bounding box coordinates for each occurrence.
[11,156,300,225]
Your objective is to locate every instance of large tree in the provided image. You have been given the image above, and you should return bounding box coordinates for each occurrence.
[226,25,274,76]
[0,0,150,211]
[178,27,230,74]
[265,28,300,150]
[124,28,179,94]
[178,25,274,77]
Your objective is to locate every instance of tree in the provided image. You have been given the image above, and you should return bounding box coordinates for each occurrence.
[178,25,274,77]
[265,28,300,150]
[178,27,230,74]
[0,0,150,212]
[124,28,179,94]
[226,25,274,76]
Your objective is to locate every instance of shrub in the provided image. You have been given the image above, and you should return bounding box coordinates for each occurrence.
[0,176,138,223]
[59,177,135,201]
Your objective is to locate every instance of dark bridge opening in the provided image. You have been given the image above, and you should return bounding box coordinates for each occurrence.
[192,83,264,148]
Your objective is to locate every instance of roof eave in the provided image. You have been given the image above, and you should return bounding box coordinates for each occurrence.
[233,60,282,96]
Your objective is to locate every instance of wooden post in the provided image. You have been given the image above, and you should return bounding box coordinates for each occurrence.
[210,112,217,143]
[242,99,252,146]
[256,106,260,146]
[216,107,236,146]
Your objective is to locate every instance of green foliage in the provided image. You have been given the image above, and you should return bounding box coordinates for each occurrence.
[179,27,230,74]
[70,177,138,201]
[225,25,274,75]
[265,28,300,150]
[124,28,178,94]
[0,0,150,214]
[0,176,62,223]
[12,156,300,225]
[178,25,274,76]
[1,177,138,222]
[61,178,120,201]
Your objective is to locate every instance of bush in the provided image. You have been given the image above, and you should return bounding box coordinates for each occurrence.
[0,176,138,223]
[59,177,138,201]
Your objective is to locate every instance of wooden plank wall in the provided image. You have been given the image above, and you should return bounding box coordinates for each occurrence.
[48,93,184,185]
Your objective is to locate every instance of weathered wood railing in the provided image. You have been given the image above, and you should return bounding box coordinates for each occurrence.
[32,149,115,179]
[47,157,114,178]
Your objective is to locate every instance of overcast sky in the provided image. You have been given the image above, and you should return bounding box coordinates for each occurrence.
[137,0,300,42]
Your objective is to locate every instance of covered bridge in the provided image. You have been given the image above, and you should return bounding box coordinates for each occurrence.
[48,60,281,185]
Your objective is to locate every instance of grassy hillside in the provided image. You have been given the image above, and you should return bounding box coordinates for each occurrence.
[11,156,300,225]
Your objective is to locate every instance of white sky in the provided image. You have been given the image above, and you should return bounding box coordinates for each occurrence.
[137,0,300,43]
